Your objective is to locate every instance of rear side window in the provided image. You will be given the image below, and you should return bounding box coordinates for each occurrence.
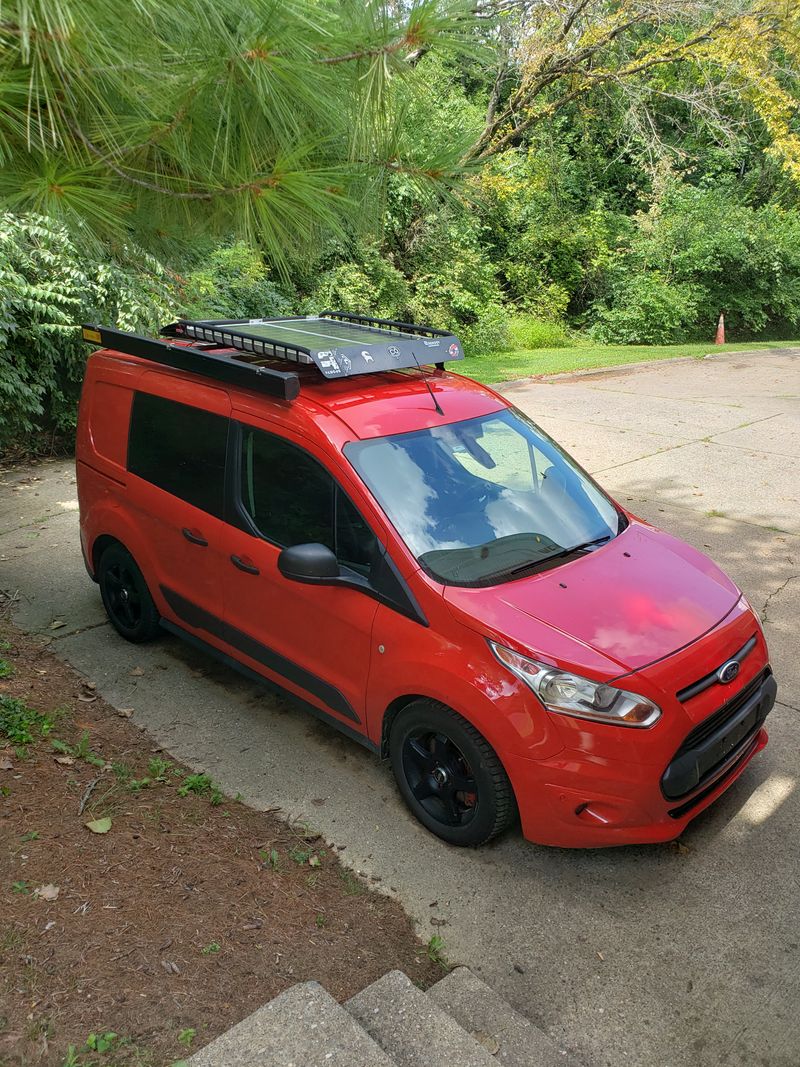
[128,392,228,518]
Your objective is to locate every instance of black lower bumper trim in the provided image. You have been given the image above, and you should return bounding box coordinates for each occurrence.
[662,670,776,802]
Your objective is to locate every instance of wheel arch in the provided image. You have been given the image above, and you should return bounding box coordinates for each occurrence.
[91,533,122,576]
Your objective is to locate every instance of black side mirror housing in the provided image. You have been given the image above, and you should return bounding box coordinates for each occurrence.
[278,542,340,583]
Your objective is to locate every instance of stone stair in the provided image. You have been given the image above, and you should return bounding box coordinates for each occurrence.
[188,967,580,1067]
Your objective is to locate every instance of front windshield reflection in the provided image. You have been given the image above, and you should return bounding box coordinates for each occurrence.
[345,408,621,585]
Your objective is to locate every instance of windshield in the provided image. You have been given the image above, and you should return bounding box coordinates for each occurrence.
[345,408,623,586]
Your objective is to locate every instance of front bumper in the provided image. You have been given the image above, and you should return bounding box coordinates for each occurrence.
[506,668,776,849]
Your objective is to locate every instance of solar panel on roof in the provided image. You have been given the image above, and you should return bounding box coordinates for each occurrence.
[168,311,464,379]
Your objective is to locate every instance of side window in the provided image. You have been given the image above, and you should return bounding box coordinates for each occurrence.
[128,392,228,518]
[240,427,378,573]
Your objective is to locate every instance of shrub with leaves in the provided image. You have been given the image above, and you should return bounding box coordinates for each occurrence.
[507,314,572,351]
[181,242,296,320]
[0,213,175,453]
[308,244,411,319]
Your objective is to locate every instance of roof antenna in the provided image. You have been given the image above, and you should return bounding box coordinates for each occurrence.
[410,350,444,416]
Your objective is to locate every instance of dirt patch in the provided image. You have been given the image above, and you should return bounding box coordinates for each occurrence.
[0,623,442,1066]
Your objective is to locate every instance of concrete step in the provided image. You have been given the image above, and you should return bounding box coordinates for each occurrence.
[346,969,497,1067]
[188,980,396,1067]
[429,966,579,1067]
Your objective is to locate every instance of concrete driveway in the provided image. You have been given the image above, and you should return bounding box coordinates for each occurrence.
[2,349,799,1067]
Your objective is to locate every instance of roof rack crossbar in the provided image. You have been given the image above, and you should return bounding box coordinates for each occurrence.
[81,324,300,402]
[319,310,450,338]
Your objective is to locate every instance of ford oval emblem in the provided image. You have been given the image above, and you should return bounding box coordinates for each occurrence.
[717,659,740,685]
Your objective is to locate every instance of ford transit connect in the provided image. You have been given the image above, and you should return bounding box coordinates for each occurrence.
[76,313,777,847]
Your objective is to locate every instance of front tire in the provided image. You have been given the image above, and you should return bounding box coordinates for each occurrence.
[97,543,161,643]
[389,700,516,846]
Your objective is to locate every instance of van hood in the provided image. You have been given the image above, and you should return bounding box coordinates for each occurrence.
[444,521,741,678]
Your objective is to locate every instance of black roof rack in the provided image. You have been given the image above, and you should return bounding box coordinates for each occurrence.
[161,311,464,379]
[81,324,300,401]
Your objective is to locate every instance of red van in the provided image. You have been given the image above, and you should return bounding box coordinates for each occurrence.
[76,313,777,847]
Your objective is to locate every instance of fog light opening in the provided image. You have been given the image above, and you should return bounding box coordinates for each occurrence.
[575,802,616,826]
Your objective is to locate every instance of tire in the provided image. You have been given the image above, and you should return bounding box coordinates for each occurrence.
[97,542,161,643]
[389,699,516,846]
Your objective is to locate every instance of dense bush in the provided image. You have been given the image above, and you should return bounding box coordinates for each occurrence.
[591,274,701,345]
[0,214,174,453]
[588,185,800,342]
[507,314,572,350]
[181,243,296,320]
[307,245,410,319]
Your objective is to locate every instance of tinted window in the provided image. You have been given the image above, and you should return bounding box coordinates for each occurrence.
[240,427,378,573]
[128,392,228,518]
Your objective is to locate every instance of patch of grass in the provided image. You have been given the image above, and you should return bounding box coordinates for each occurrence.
[288,846,313,865]
[147,757,173,781]
[177,1028,196,1048]
[467,339,800,384]
[200,941,220,956]
[339,868,366,896]
[0,658,14,678]
[12,881,30,894]
[177,773,223,805]
[52,730,104,768]
[259,848,280,871]
[0,695,56,748]
[20,830,39,842]
[427,934,447,969]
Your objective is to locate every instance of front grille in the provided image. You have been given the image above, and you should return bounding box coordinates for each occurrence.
[676,634,757,703]
[661,668,776,801]
[678,668,769,754]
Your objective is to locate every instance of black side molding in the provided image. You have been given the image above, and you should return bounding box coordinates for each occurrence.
[159,619,378,754]
[160,585,360,724]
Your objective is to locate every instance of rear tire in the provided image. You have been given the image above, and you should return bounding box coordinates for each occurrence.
[97,543,161,643]
[389,699,516,846]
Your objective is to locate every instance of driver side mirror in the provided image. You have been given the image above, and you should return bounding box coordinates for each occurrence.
[278,542,340,584]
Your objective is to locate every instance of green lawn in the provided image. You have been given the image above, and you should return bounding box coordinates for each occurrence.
[464,339,800,385]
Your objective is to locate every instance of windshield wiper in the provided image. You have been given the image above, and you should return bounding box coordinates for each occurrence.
[499,535,613,579]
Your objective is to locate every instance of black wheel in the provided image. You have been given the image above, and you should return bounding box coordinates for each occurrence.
[389,700,516,846]
[97,543,161,643]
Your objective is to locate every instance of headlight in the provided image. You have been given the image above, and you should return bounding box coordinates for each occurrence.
[489,641,661,728]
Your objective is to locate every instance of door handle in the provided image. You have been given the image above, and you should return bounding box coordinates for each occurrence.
[230,554,260,575]
[182,527,208,547]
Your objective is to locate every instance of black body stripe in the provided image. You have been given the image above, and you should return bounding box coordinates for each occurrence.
[160,586,360,724]
[158,620,377,753]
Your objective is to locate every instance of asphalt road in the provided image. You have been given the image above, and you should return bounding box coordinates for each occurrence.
[2,349,798,1067]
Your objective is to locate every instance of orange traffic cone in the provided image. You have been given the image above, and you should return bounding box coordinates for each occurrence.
[714,313,725,345]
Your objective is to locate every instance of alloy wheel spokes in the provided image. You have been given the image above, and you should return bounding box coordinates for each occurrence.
[403,730,478,827]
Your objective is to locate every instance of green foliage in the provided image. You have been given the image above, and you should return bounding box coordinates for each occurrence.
[308,245,410,319]
[181,242,295,320]
[507,315,572,351]
[178,773,223,805]
[0,695,55,748]
[178,1028,196,1049]
[590,184,800,343]
[0,0,477,264]
[427,933,447,967]
[406,215,509,355]
[591,274,701,345]
[0,213,174,453]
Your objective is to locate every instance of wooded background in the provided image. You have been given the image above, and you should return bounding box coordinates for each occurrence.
[2,0,799,448]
